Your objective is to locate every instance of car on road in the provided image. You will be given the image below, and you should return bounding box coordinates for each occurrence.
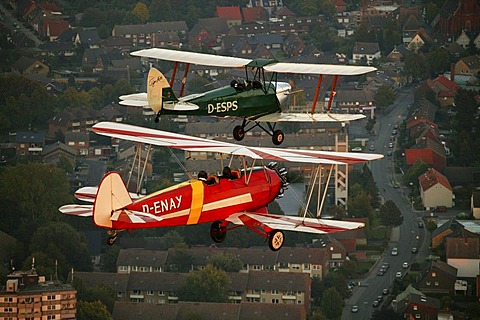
[403,262,409,269]
[377,270,384,276]
[391,247,398,255]
[377,295,383,302]
[382,288,389,295]
[387,150,392,156]
[351,305,359,313]
[396,271,402,278]
[388,142,394,148]
[369,145,375,151]
[412,247,418,254]
[372,300,380,307]
[351,147,363,152]
[418,221,424,228]
[382,262,390,270]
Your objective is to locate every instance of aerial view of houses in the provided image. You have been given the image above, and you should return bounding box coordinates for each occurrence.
[0,0,480,319]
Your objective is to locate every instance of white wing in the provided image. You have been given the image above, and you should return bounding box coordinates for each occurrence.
[226,212,364,234]
[264,62,376,76]
[92,122,383,165]
[251,112,366,123]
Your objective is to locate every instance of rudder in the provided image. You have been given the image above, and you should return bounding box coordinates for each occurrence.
[93,172,132,228]
[147,68,177,114]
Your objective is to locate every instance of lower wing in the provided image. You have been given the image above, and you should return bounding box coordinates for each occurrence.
[119,93,200,111]
[226,212,364,234]
[251,112,366,123]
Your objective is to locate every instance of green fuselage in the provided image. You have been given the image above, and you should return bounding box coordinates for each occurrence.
[162,86,282,118]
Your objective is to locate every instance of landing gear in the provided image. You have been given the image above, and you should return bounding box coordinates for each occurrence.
[210,221,227,243]
[106,230,118,246]
[272,130,284,145]
[233,125,245,141]
[268,230,284,251]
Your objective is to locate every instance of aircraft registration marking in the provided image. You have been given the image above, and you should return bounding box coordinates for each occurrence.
[142,195,182,214]
[207,101,238,114]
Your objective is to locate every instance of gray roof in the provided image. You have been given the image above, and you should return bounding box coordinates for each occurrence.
[116,248,168,268]
[113,21,188,36]
[15,131,45,143]
[42,141,77,157]
[128,272,186,291]
[353,42,380,55]
[73,271,129,292]
[247,271,310,291]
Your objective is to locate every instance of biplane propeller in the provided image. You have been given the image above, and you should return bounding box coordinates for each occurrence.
[59,122,383,251]
[119,48,377,145]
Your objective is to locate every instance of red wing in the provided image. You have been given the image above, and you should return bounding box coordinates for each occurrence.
[226,212,364,234]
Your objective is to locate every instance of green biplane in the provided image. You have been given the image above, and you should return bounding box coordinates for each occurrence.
[120,48,376,145]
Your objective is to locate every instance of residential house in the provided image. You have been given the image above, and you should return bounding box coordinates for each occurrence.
[394,285,440,319]
[247,34,284,51]
[112,21,188,47]
[405,137,446,172]
[100,36,133,54]
[37,41,76,58]
[228,22,270,37]
[446,237,480,277]
[386,44,409,62]
[0,269,76,319]
[43,18,70,41]
[407,28,434,52]
[216,6,242,27]
[112,301,307,320]
[188,18,229,48]
[417,259,458,295]
[15,131,45,156]
[402,14,422,46]
[11,56,49,76]
[241,6,269,23]
[152,31,181,49]
[74,28,101,48]
[431,0,480,41]
[65,132,90,156]
[454,54,480,77]
[352,42,381,65]
[431,219,480,248]
[42,141,77,167]
[472,191,480,219]
[331,89,376,118]
[424,75,459,107]
[332,0,347,14]
[418,168,453,210]
[116,249,168,273]
[74,270,311,311]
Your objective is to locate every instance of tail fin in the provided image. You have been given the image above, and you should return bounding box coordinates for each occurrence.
[93,172,132,228]
[147,68,178,114]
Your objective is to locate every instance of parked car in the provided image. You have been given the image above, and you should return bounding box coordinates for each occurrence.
[403,262,409,268]
[372,300,380,307]
[418,221,424,228]
[412,247,418,254]
[352,147,363,152]
[369,145,375,151]
[382,288,389,295]
[391,247,398,256]
[351,305,359,313]
[396,271,402,278]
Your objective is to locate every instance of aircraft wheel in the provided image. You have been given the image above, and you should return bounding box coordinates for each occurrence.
[268,230,284,251]
[233,125,245,141]
[272,130,284,145]
[106,236,117,246]
[210,221,227,243]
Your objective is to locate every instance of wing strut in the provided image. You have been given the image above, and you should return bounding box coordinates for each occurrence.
[310,75,323,115]
[179,63,190,97]
[302,164,335,219]
[170,62,178,87]
[326,75,339,113]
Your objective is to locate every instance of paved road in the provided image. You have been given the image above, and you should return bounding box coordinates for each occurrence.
[0,3,43,47]
[342,87,427,319]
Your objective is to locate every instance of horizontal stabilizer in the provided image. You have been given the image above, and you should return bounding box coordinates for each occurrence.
[75,186,142,203]
[59,204,93,217]
[163,102,199,111]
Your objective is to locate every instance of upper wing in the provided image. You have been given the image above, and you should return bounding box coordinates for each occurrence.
[264,62,376,76]
[130,48,376,76]
[251,112,366,123]
[130,48,252,67]
[92,122,383,165]
[226,212,364,234]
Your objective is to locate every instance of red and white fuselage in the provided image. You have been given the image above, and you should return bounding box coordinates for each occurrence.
[93,167,283,231]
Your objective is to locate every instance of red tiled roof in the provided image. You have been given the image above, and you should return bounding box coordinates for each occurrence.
[45,19,70,37]
[216,6,242,21]
[418,168,452,192]
[242,7,265,23]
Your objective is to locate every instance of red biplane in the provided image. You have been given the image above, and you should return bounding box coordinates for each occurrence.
[60,122,383,251]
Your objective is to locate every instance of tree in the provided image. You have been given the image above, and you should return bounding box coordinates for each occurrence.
[26,222,93,279]
[321,287,343,319]
[207,253,243,272]
[405,53,428,81]
[0,163,73,241]
[166,249,193,272]
[57,155,74,173]
[427,48,452,76]
[374,85,396,110]
[77,301,112,320]
[178,264,229,302]
[347,191,373,218]
[379,200,404,227]
[132,2,149,22]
